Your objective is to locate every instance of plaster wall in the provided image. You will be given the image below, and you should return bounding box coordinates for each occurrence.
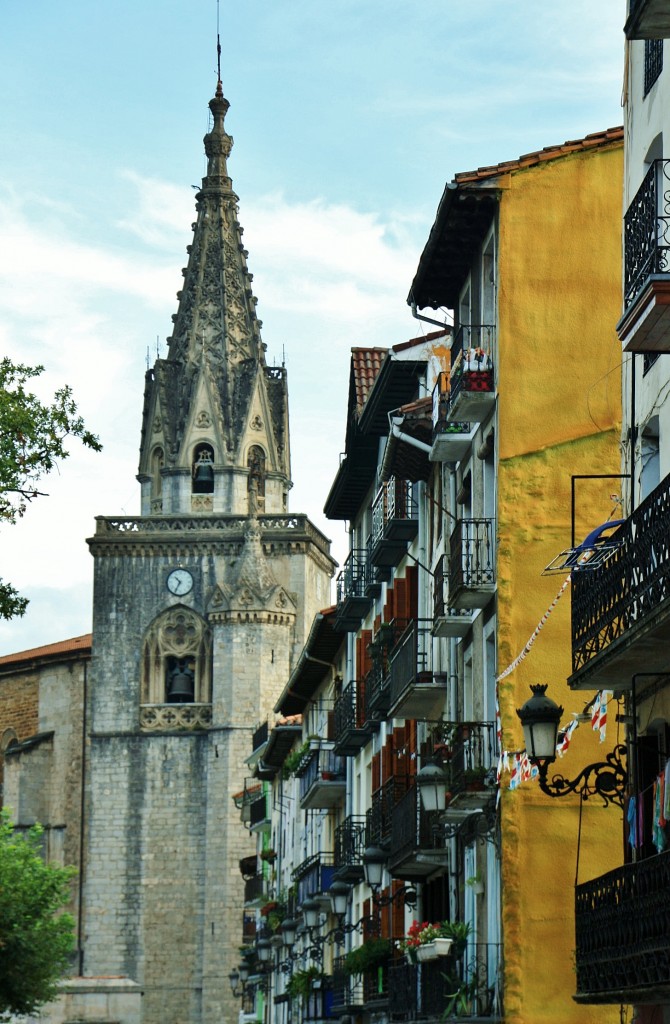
[496,144,623,1024]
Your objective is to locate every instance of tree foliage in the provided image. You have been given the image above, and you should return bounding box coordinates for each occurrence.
[0,812,76,1019]
[0,357,101,620]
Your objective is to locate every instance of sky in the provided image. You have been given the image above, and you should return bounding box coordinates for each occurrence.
[0,0,625,655]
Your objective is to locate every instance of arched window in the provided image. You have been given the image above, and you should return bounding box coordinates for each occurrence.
[151,447,164,498]
[192,443,215,494]
[247,445,266,511]
[140,607,212,706]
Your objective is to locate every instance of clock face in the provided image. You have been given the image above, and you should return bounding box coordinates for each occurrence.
[166,568,193,596]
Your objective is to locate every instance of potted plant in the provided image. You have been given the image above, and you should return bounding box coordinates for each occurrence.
[463,765,488,792]
[287,966,324,1003]
[343,937,391,975]
[282,740,310,779]
[440,921,471,959]
[399,921,452,962]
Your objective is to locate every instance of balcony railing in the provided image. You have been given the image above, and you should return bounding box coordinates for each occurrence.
[370,478,418,571]
[388,784,443,881]
[333,680,371,756]
[293,852,336,908]
[244,874,267,906]
[446,326,495,424]
[252,719,269,753]
[366,777,409,849]
[332,956,364,1013]
[431,371,473,463]
[297,745,346,809]
[249,792,270,832]
[388,944,503,1020]
[624,160,670,310]
[570,473,670,687]
[448,518,496,609]
[388,619,445,720]
[335,549,374,631]
[575,849,670,1003]
[433,553,473,638]
[334,815,367,882]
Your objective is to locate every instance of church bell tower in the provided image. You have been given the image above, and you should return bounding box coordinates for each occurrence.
[83,79,334,1024]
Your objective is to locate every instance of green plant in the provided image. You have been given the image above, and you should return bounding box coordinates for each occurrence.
[441,972,478,1018]
[440,921,471,958]
[282,740,310,779]
[343,937,392,975]
[286,966,324,1001]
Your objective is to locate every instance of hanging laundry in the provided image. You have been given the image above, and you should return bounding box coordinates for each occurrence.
[627,794,638,849]
[653,777,667,854]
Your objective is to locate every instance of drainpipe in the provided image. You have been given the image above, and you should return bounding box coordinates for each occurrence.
[410,301,451,336]
[388,415,433,454]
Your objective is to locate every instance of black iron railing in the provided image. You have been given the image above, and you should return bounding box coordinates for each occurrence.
[449,324,496,367]
[371,478,417,546]
[244,874,266,904]
[571,473,670,673]
[332,956,363,1011]
[388,944,503,1020]
[449,518,496,593]
[432,371,469,440]
[334,815,367,875]
[249,792,269,829]
[293,852,336,908]
[389,784,437,865]
[644,37,664,95]
[624,159,670,308]
[297,746,345,802]
[575,849,670,998]
[367,777,409,848]
[252,719,268,752]
[336,548,371,603]
[333,680,366,737]
[388,619,433,709]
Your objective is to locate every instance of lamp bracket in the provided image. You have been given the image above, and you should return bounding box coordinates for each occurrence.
[538,743,627,807]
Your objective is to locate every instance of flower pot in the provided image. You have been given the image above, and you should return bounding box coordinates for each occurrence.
[416,942,437,962]
[433,937,453,957]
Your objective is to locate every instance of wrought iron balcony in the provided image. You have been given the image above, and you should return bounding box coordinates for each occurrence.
[293,852,336,909]
[430,371,474,463]
[332,956,364,1013]
[249,791,271,832]
[333,680,372,756]
[366,619,408,718]
[429,720,498,811]
[575,849,670,1004]
[387,619,446,720]
[297,744,346,810]
[620,159,670,352]
[334,815,367,882]
[370,478,418,573]
[388,943,503,1020]
[570,473,670,691]
[335,549,374,631]
[244,874,267,908]
[448,518,496,610]
[432,552,474,638]
[252,719,269,754]
[366,777,408,849]
[388,784,444,881]
[625,0,670,39]
[446,325,496,424]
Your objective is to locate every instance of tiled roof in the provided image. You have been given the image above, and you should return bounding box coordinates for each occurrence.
[0,633,92,667]
[351,348,387,410]
[455,126,624,185]
[392,328,449,353]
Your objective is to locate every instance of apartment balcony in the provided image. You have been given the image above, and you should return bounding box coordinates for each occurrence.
[388,784,444,881]
[335,549,374,631]
[430,371,476,463]
[333,680,372,755]
[387,619,446,720]
[446,325,496,424]
[331,957,364,1015]
[432,553,474,638]
[334,815,367,883]
[575,850,670,1004]
[570,473,670,691]
[448,518,496,610]
[366,619,409,718]
[303,988,335,1021]
[618,160,670,352]
[370,478,418,573]
[293,852,336,910]
[366,777,408,849]
[430,720,498,820]
[625,0,670,38]
[249,791,271,833]
[243,874,267,908]
[388,944,503,1020]
[297,744,346,810]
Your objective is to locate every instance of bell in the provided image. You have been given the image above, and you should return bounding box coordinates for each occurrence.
[167,660,195,703]
[193,456,214,493]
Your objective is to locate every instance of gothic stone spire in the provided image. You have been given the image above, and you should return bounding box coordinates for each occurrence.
[138,86,291,517]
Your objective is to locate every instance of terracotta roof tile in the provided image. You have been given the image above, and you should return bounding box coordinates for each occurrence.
[454,126,624,185]
[0,633,92,667]
[351,348,387,410]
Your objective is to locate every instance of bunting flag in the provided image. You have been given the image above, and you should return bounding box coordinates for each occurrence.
[556,717,580,757]
[591,690,611,741]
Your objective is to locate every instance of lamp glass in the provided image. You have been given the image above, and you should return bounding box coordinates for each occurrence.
[523,719,559,761]
[328,881,350,917]
[281,917,298,947]
[257,939,272,963]
[238,962,250,983]
[302,898,321,929]
[417,760,448,812]
[229,969,240,994]
[363,845,386,889]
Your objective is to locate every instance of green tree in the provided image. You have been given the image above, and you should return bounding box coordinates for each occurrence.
[0,357,101,619]
[0,812,76,1019]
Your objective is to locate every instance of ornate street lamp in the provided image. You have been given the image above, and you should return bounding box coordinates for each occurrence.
[328,880,351,918]
[302,898,322,930]
[516,684,627,807]
[417,758,449,812]
[362,844,387,891]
